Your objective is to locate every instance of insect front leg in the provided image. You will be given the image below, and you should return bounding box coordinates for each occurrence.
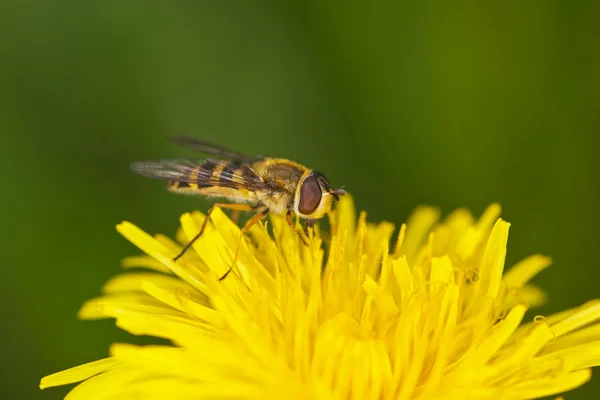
[285,211,309,247]
[303,218,316,237]
[173,203,255,262]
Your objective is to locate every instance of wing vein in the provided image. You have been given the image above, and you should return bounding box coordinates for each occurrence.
[130,159,267,192]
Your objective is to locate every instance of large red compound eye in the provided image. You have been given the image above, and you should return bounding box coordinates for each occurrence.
[299,173,322,215]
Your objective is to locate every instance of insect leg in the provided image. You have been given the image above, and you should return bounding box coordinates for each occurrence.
[219,211,268,281]
[230,209,241,225]
[173,203,255,261]
[286,211,309,247]
[303,218,316,236]
[228,202,264,226]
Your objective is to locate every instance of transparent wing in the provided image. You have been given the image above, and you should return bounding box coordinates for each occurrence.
[130,158,268,191]
[169,137,263,162]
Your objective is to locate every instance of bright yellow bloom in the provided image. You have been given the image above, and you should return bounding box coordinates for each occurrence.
[41,197,600,399]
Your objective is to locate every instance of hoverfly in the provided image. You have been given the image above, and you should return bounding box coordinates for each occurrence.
[130,137,346,280]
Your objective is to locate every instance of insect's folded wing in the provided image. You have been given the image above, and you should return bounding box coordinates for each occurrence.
[130,159,268,191]
[130,159,209,182]
[169,137,262,162]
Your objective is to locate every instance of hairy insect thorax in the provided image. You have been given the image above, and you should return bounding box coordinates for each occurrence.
[252,159,306,215]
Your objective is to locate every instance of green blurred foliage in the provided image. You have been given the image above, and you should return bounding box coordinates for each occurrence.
[1,1,599,399]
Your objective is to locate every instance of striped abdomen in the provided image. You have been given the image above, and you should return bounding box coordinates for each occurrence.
[168,160,259,204]
[168,160,244,189]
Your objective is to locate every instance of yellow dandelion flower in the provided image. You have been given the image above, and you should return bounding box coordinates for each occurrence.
[41,196,600,399]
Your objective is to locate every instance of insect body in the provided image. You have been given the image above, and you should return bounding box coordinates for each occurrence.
[130,137,346,279]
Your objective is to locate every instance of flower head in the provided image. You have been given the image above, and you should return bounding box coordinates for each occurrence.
[41,197,600,399]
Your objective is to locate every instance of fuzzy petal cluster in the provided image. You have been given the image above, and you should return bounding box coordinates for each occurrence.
[41,197,600,399]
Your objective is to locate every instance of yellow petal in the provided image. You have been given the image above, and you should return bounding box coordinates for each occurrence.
[43,199,600,399]
[40,358,121,389]
[503,254,552,289]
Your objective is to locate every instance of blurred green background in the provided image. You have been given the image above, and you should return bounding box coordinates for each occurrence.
[1,1,599,399]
